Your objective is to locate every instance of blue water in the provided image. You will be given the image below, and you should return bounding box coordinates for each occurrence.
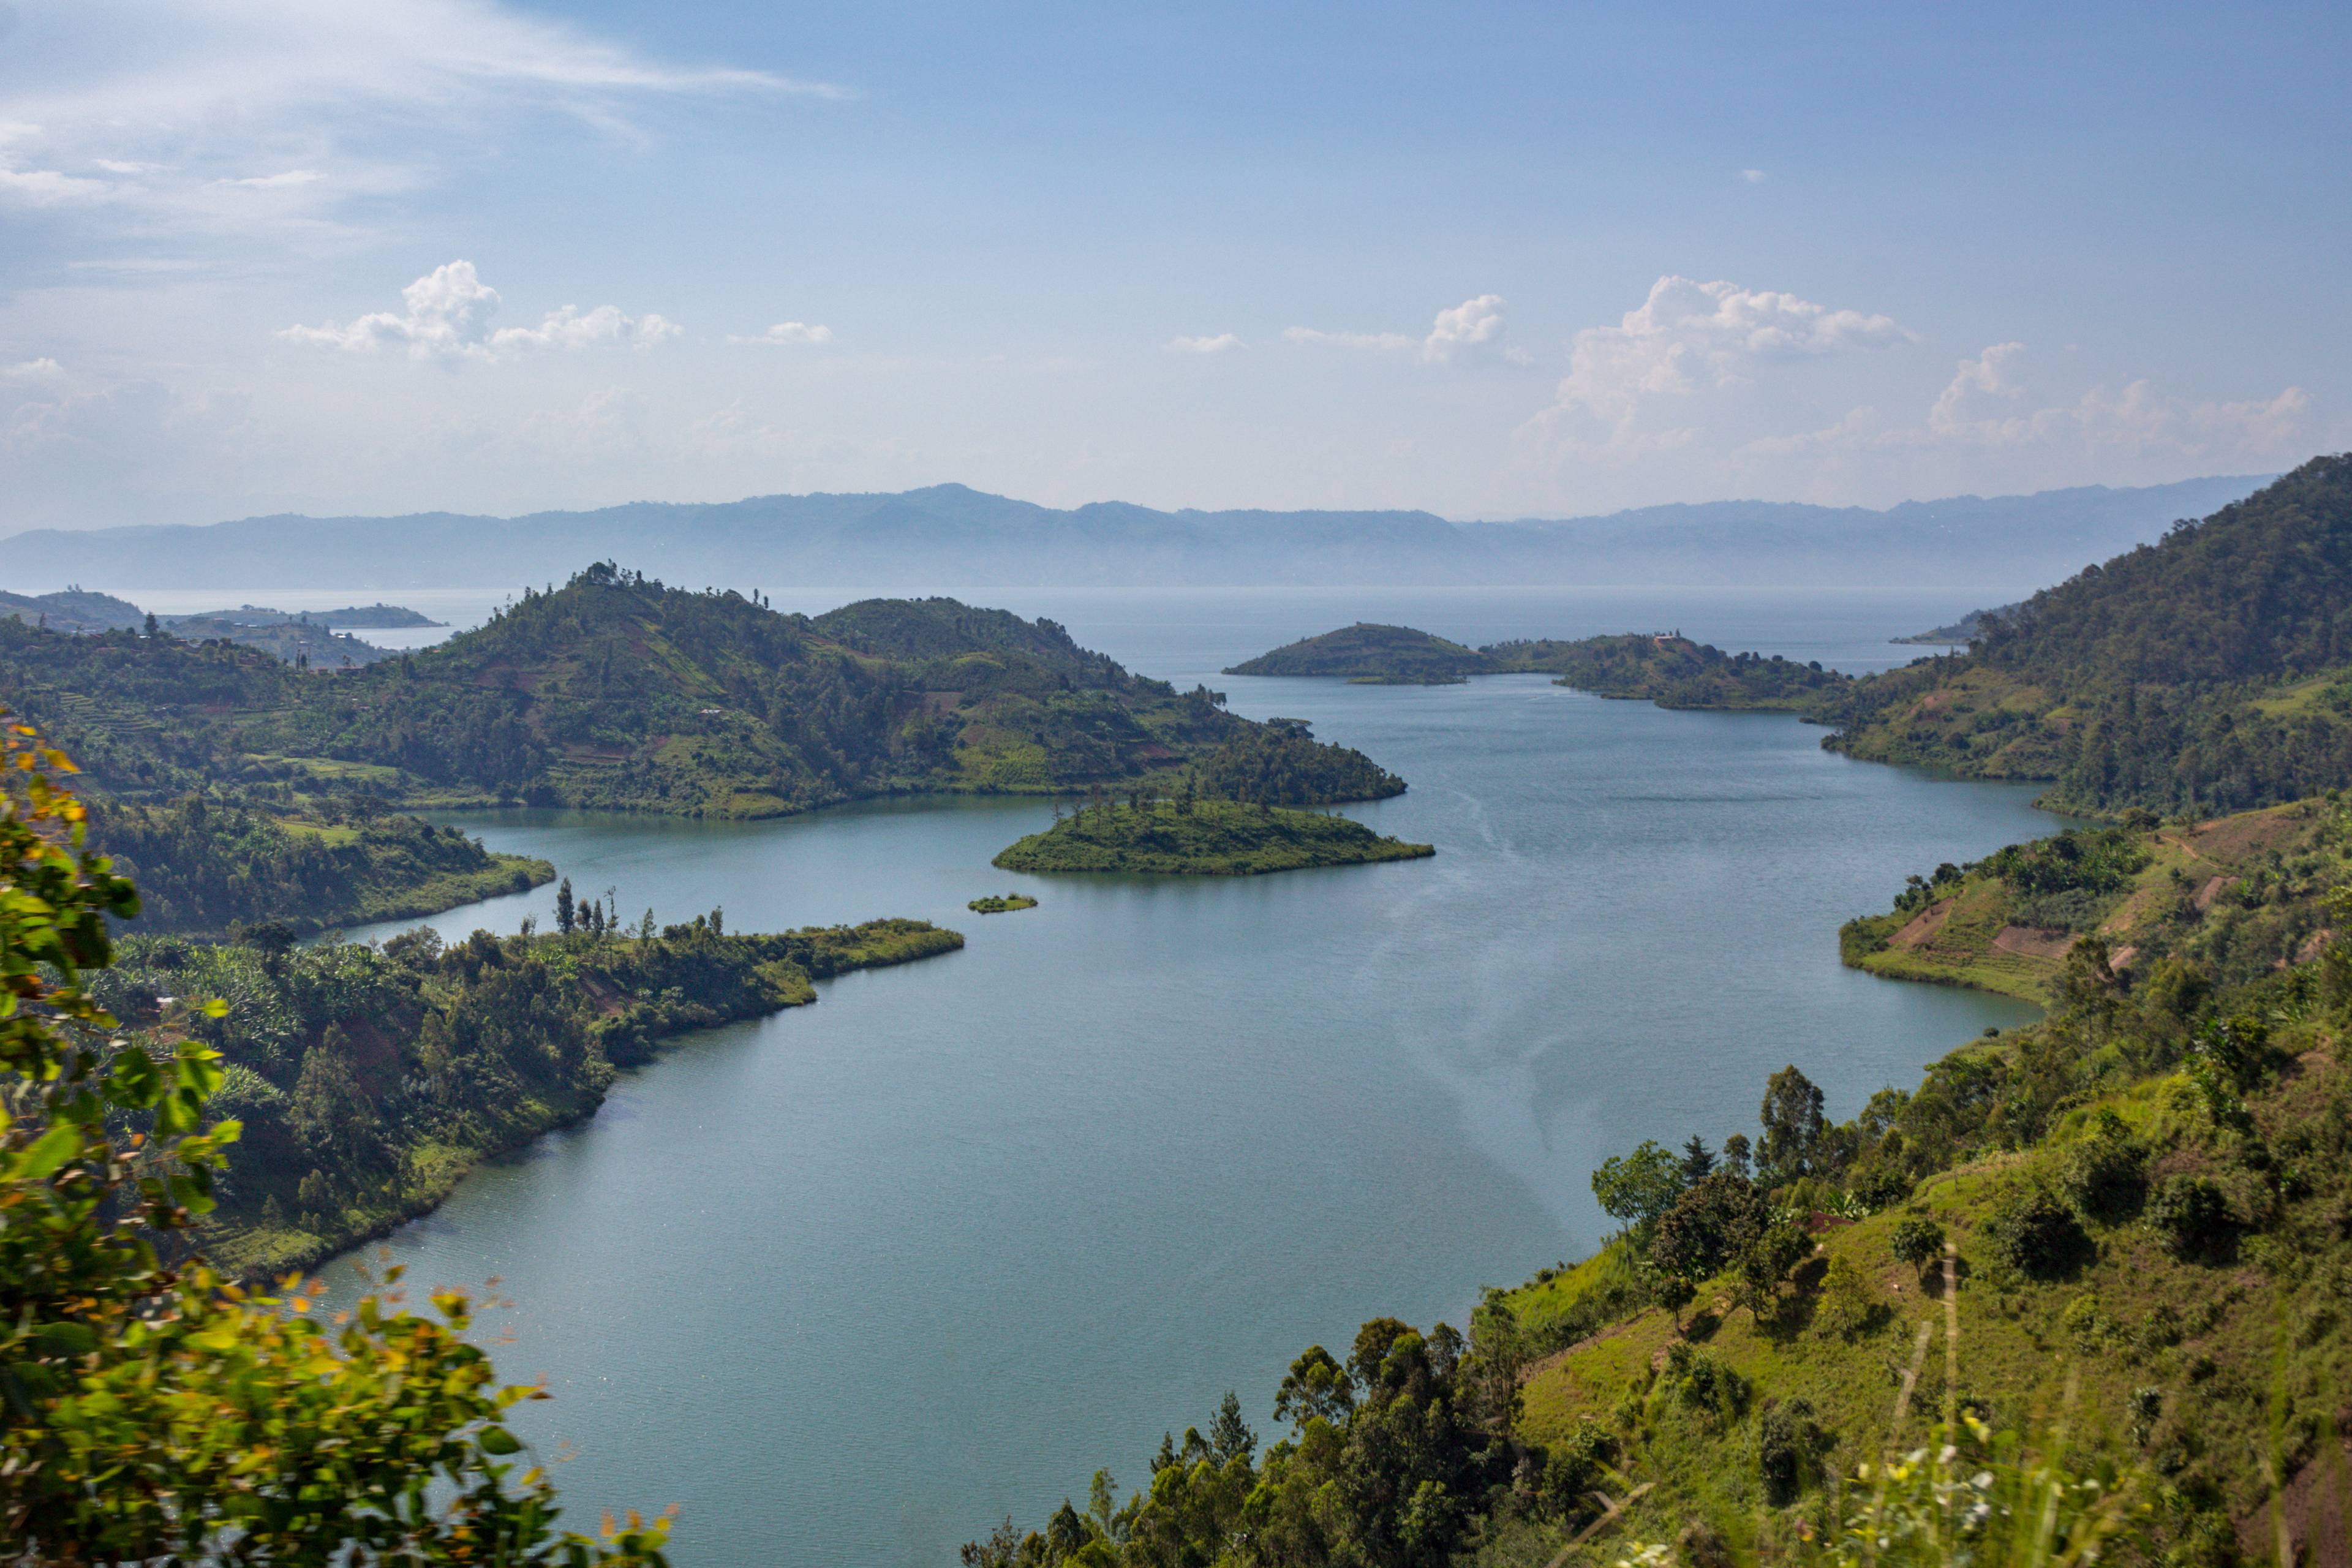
[318,587,2059,1567]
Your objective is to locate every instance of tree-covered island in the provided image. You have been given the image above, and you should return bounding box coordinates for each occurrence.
[994,796,1433,876]
[1224,620,1852,710]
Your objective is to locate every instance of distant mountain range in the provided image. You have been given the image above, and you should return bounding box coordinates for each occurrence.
[0,474,2271,593]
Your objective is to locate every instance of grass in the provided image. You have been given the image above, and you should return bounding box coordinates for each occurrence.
[992,798,1435,876]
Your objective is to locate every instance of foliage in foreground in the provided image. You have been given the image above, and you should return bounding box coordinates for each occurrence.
[0,725,670,1564]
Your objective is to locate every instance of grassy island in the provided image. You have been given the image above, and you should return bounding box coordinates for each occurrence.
[967,892,1039,913]
[993,797,1433,876]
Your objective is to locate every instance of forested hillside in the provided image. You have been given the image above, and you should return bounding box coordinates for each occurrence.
[0,565,1405,819]
[972,794,2352,1566]
[88,796,549,936]
[1825,454,2352,814]
[91,914,961,1275]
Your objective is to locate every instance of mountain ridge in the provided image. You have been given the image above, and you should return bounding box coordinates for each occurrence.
[0,474,2271,592]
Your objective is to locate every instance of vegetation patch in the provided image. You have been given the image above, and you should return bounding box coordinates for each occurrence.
[993,797,1433,876]
[968,892,1039,913]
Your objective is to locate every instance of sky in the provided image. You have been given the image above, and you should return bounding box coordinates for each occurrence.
[0,0,2346,530]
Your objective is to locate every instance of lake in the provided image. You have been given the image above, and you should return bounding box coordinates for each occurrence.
[300,585,2062,1567]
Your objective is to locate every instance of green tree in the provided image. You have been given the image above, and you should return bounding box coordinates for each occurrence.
[1889,1215,1945,1281]
[1589,1138,1686,1242]
[0,727,668,1565]
[1678,1134,1716,1182]
[1758,1064,1826,1182]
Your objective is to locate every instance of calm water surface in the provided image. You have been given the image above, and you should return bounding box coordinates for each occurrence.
[309,588,2060,1567]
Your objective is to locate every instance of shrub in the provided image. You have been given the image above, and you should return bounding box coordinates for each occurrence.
[2147,1174,2236,1262]
[1813,1254,1879,1341]
[1983,1186,2094,1280]
[1757,1398,1821,1506]
[1889,1215,1945,1280]
[2058,1112,2148,1223]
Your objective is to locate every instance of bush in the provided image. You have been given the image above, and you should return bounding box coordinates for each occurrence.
[1757,1398,1822,1506]
[1812,1254,1880,1341]
[1888,1215,1945,1280]
[2147,1174,2236,1262]
[2058,1112,2148,1223]
[1983,1186,2094,1280]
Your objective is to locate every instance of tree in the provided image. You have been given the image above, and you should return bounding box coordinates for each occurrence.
[0,727,668,1564]
[556,876,576,934]
[1721,1133,1752,1181]
[1273,1345,1354,1428]
[1733,1223,1812,1320]
[1758,1064,1826,1182]
[1679,1135,1716,1183]
[1589,1139,1687,1242]
[1649,1172,1770,1284]
[1889,1215,1945,1281]
[1208,1391,1257,1464]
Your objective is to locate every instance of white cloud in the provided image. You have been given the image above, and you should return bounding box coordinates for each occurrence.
[1740,168,1767,183]
[0,1,845,239]
[1286,294,1517,363]
[1167,333,1244,354]
[1537,274,1908,443]
[729,322,835,347]
[221,170,325,189]
[1924,342,2308,456]
[280,261,679,361]
[2,358,63,382]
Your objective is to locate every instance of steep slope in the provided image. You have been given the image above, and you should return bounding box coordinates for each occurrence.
[1825,454,2352,813]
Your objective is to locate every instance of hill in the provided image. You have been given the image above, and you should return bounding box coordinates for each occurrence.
[1840,803,2331,1006]
[967,795,2352,1566]
[992,797,1434,875]
[1224,623,1491,680]
[0,475,2268,592]
[1823,455,2352,815]
[0,585,144,633]
[0,566,1406,818]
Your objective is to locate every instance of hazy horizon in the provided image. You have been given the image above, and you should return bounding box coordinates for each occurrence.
[4,3,2346,535]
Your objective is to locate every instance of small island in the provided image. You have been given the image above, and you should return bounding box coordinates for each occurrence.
[1224,622,1488,680]
[1224,622,1852,712]
[993,797,1434,876]
[967,892,1040,913]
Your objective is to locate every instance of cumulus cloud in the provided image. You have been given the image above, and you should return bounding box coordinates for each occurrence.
[1286,294,1518,364]
[2,358,63,382]
[1924,342,2308,456]
[1167,333,1244,354]
[728,322,835,347]
[280,261,680,361]
[1537,274,1908,444]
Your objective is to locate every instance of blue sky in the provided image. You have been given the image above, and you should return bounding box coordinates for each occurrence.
[0,0,2345,529]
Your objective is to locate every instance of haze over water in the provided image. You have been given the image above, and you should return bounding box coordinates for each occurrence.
[317,586,2059,1566]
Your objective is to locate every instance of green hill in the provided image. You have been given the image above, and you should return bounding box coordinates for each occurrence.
[0,565,1407,820]
[1224,622,1491,680]
[1825,454,2352,815]
[967,796,2352,1566]
[992,797,1433,875]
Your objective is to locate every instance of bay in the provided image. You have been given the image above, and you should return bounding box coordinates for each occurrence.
[300,586,2059,1567]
